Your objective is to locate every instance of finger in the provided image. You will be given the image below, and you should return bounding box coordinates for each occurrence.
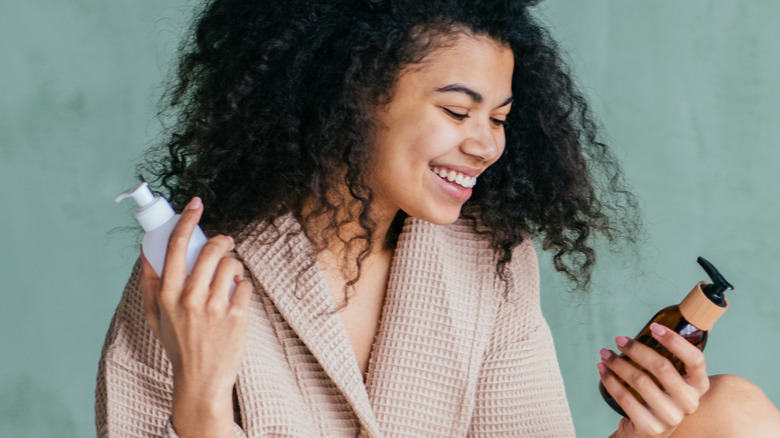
[611,334,698,424]
[183,235,236,303]
[650,323,709,393]
[204,256,244,307]
[613,334,687,392]
[600,346,669,408]
[226,278,253,328]
[598,358,664,433]
[230,278,253,310]
[602,342,687,427]
[139,251,161,337]
[160,197,203,294]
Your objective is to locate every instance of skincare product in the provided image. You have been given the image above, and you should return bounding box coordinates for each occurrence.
[600,257,734,417]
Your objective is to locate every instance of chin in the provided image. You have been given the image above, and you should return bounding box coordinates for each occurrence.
[406,206,462,226]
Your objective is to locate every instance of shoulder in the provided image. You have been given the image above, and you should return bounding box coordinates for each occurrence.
[100,259,168,368]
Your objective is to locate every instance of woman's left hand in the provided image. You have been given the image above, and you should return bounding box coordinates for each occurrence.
[599,322,711,438]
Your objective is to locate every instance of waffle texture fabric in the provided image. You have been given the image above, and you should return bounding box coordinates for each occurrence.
[96,214,575,437]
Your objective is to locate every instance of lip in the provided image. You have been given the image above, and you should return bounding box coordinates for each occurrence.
[429,168,473,203]
[428,162,482,178]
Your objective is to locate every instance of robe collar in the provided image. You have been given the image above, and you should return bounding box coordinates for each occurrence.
[235,213,497,436]
[236,214,380,435]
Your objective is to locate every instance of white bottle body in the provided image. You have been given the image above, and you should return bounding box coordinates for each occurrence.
[142,214,207,276]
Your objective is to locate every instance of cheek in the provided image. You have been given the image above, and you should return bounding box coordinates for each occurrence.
[408,121,463,159]
[377,109,462,168]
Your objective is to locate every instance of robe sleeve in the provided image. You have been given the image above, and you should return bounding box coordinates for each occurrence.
[95,260,246,438]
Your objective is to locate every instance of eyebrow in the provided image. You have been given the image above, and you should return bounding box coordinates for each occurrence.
[435,84,514,107]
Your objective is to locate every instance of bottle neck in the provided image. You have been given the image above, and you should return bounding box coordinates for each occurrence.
[678,281,728,331]
[136,197,175,231]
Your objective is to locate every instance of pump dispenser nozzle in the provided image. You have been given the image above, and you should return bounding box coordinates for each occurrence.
[115,182,175,232]
[697,257,734,307]
[115,181,206,277]
[115,182,155,208]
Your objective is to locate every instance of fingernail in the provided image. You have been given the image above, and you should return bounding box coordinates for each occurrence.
[599,348,612,360]
[233,275,242,284]
[227,235,234,244]
[615,336,630,348]
[650,322,667,336]
[188,197,202,209]
[597,362,607,375]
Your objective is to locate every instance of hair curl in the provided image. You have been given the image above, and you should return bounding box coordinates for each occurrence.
[141,0,640,289]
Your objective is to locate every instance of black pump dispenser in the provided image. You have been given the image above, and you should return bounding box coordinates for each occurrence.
[697,257,733,307]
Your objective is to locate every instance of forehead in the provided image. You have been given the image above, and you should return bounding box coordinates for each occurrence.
[395,34,514,101]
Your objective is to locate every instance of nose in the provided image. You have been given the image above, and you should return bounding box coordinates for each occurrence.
[460,119,504,163]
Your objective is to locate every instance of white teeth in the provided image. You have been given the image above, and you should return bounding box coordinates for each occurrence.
[430,166,477,189]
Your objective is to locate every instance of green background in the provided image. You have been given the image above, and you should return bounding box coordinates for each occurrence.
[1,1,778,436]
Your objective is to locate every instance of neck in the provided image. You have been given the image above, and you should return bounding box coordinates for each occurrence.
[301,196,400,271]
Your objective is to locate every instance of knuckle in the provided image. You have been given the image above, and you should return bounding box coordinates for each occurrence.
[199,235,232,257]
[228,303,248,320]
[648,422,667,436]
[654,357,674,375]
[666,408,684,427]
[157,289,178,307]
[701,377,711,393]
[212,234,232,247]
[167,233,190,250]
[633,372,656,392]
[200,241,223,258]
[615,391,637,410]
[688,351,706,369]
[180,294,201,312]
[681,394,699,415]
[206,298,226,314]
[222,257,242,272]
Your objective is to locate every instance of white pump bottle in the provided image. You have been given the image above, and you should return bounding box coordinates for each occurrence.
[115,182,207,276]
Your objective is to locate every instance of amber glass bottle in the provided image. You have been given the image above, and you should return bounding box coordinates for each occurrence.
[600,257,733,417]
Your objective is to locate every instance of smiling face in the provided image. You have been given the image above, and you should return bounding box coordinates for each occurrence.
[368,33,514,226]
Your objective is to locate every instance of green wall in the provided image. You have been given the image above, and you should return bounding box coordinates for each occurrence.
[1,1,778,436]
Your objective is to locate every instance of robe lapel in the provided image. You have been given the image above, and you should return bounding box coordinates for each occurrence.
[236,215,381,437]
[365,217,498,436]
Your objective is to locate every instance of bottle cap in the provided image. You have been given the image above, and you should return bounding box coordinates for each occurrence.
[696,257,734,306]
[679,281,728,331]
[115,182,175,232]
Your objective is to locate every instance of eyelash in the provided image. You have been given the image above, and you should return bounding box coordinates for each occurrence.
[443,108,508,129]
[491,118,509,128]
[443,107,468,120]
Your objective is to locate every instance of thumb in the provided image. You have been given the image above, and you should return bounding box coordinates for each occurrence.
[139,249,161,338]
[615,418,637,438]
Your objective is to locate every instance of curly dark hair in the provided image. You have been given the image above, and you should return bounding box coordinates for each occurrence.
[140,0,640,289]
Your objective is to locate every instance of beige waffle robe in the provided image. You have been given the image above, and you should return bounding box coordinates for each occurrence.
[96,214,575,437]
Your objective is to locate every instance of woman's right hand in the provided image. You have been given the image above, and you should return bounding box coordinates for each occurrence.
[139,197,253,438]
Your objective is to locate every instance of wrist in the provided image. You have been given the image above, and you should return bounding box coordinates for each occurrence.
[171,381,235,438]
[172,421,235,438]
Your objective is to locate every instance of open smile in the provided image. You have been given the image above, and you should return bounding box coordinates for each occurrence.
[430,166,477,189]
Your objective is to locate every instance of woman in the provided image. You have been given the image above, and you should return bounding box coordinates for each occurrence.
[96,0,780,437]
